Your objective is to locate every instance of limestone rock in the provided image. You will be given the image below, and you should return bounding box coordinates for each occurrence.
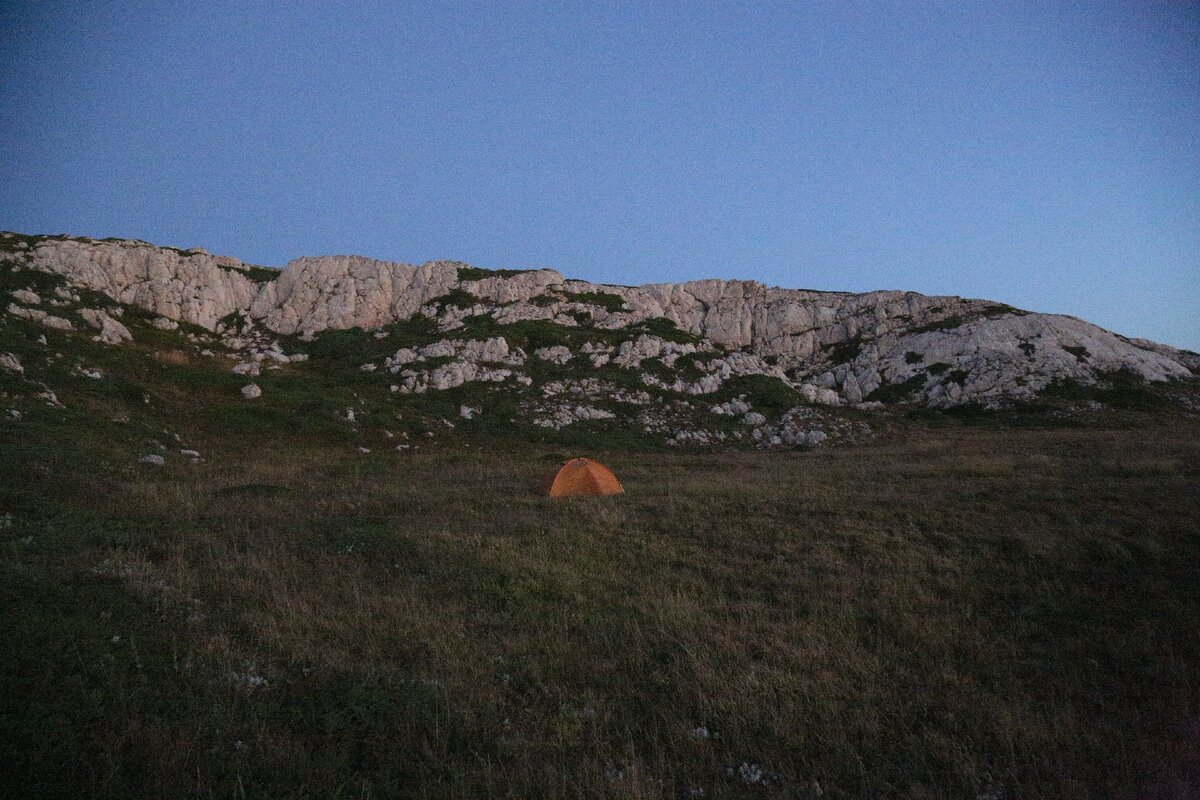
[8,303,45,321]
[460,337,520,364]
[466,269,563,304]
[612,334,701,368]
[41,315,74,332]
[393,358,517,393]
[532,404,616,429]
[29,238,259,330]
[712,398,751,416]
[798,383,842,407]
[10,234,1195,410]
[79,308,132,344]
[249,255,458,335]
[386,336,521,373]
[535,345,572,364]
[37,389,63,407]
[0,353,23,374]
[241,383,262,400]
[860,313,1194,409]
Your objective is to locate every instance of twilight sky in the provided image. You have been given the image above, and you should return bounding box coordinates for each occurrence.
[1,1,1197,349]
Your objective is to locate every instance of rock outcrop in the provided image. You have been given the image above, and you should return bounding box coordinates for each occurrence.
[29,237,260,330]
[5,232,1195,409]
[249,255,460,335]
[79,308,133,345]
[0,352,24,374]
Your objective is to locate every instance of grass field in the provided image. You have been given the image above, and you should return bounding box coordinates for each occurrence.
[3,399,1199,798]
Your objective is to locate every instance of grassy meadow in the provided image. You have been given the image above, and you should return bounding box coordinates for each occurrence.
[4,410,1200,798]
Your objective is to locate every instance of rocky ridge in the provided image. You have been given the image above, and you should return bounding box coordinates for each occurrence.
[5,231,1196,419]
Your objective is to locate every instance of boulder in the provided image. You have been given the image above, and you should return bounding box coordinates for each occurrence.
[79,308,132,344]
[461,337,518,363]
[535,345,572,364]
[7,303,45,321]
[0,353,23,374]
[41,315,74,332]
[711,398,751,416]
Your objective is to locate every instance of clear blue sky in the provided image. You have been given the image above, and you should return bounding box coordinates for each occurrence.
[2,1,1197,349]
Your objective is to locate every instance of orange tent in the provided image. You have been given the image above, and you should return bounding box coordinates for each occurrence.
[543,457,624,497]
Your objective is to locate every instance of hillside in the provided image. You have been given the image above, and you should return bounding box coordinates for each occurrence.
[1,232,1194,455]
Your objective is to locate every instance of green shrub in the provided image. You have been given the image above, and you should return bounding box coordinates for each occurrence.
[457,266,529,281]
[719,374,803,414]
[1064,345,1090,362]
[430,288,483,309]
[635,317,701,344]
[866,373,926,404]
[825,337,865,365]
[1038,370,1170,411]
[568,291,628,313]
[218,263,280,282]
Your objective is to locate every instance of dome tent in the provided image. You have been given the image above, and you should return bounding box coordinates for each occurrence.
[543,458,624,497]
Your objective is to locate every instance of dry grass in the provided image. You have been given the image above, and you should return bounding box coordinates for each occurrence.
[3,419,1200,798]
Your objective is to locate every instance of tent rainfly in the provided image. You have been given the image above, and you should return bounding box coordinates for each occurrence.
[543,458,624,497]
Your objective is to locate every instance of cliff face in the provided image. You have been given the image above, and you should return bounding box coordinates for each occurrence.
[13,232,1196,408]
[29,237,258,330]
[248,255,461,334]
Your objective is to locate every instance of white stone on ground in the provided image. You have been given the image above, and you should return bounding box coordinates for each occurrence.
[0,353,23,374]
[79,308,132,344]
